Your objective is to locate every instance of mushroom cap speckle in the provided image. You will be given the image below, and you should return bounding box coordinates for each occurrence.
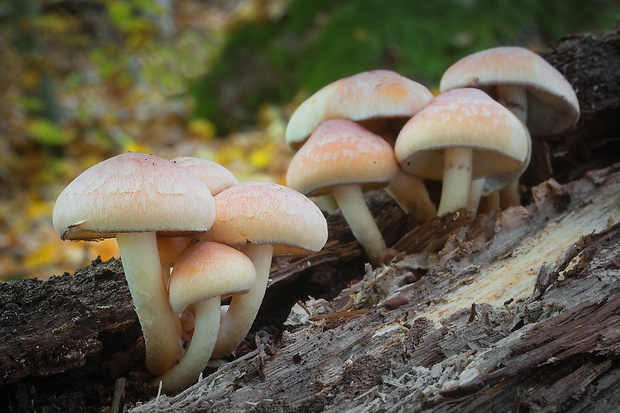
[440,46,579,136]
[52,152,215,240]
[168,241,256,313]
[286,119,399,197]
[207,181,328,253]
[395,88,530,181]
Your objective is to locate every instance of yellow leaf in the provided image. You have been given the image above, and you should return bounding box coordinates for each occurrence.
[249,148,271,169]
[25,242,58,269]
[188,118,216,140]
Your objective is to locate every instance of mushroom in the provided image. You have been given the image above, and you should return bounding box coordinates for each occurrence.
[285,70,436,220]
[394,88,530,216]
[440,46,579,206]
[154,241,256,393]
[206,181,328,358]
[286,119,398,266]
[157,156,240,280]
[52,152,216,375]
[172,156,239,196]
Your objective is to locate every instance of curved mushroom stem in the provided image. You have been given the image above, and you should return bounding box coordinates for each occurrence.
[152,297,220,393]
[386,170,437,221]
[437,147,474,216]
[116,232,181,375]
[211,243,273,359]
[332,184,387,266]
[497,85,528,123]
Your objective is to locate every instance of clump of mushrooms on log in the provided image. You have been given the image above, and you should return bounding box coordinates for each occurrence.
[51,44,580,395]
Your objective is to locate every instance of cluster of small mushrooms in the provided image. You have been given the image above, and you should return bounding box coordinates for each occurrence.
[52,46,579,393]
[286,46,579,266]
[52,154,328,392]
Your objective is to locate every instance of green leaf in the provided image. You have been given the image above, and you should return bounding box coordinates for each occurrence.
[26,119,74,146]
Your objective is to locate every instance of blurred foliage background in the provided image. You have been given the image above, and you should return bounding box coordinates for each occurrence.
[0,0,618,280]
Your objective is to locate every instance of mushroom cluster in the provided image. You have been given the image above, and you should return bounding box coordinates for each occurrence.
[52,152,328,392]
[285,47,579,261]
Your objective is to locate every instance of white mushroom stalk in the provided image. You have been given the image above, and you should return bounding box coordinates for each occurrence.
[211,243,273,358]
[286,119,398,267]
[436,147,474,216]
[116,232,182,375]
[496,85,529,123]
[154,297,220,392]
[385,170,437,221]
[154,241,256,393]
[332,185,388,265]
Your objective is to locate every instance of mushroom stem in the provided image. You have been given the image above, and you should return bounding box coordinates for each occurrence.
[153,297,220,393]
[437,147,473,216]
[386,170,437,221]
[211,243,273,359]
[479,191,501,215]
[467,178,485,213]
[499,180,522,208]
[332,184,387,266]
[312,194,340,215]
[496,85,528,123]
[116,232,181,375]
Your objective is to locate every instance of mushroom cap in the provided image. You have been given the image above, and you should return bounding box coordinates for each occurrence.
[53,152,216,240]
[286,119,399,197]
[395,88,530,181]
[439,46,579,136]
[168,241,256,313]
[285,79,344,149]
[172,156,238,196]
[207,181,328,252]
[285,70,433,149]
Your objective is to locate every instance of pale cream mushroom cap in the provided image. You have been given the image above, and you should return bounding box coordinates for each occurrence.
[53,152,215,240]
[169,241,256,314]
[285,70,433,149]
[286,119,399,197]
[172,156,238,196]
[207,181,328,252]
[395,88,530,180]
[440,46,579,136]
[285,79,344,149]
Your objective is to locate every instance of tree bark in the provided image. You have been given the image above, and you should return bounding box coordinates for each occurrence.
[1,24,620,413]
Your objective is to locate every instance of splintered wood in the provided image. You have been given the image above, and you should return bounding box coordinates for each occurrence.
[133,165,620,412]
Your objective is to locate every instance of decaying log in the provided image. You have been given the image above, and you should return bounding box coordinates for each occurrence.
[1,23,620,413]
[131,163,620,413]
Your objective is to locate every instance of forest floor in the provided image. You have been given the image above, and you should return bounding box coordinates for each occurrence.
[0,0,294,281]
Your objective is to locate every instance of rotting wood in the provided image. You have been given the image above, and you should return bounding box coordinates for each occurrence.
[131,163,620,413]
